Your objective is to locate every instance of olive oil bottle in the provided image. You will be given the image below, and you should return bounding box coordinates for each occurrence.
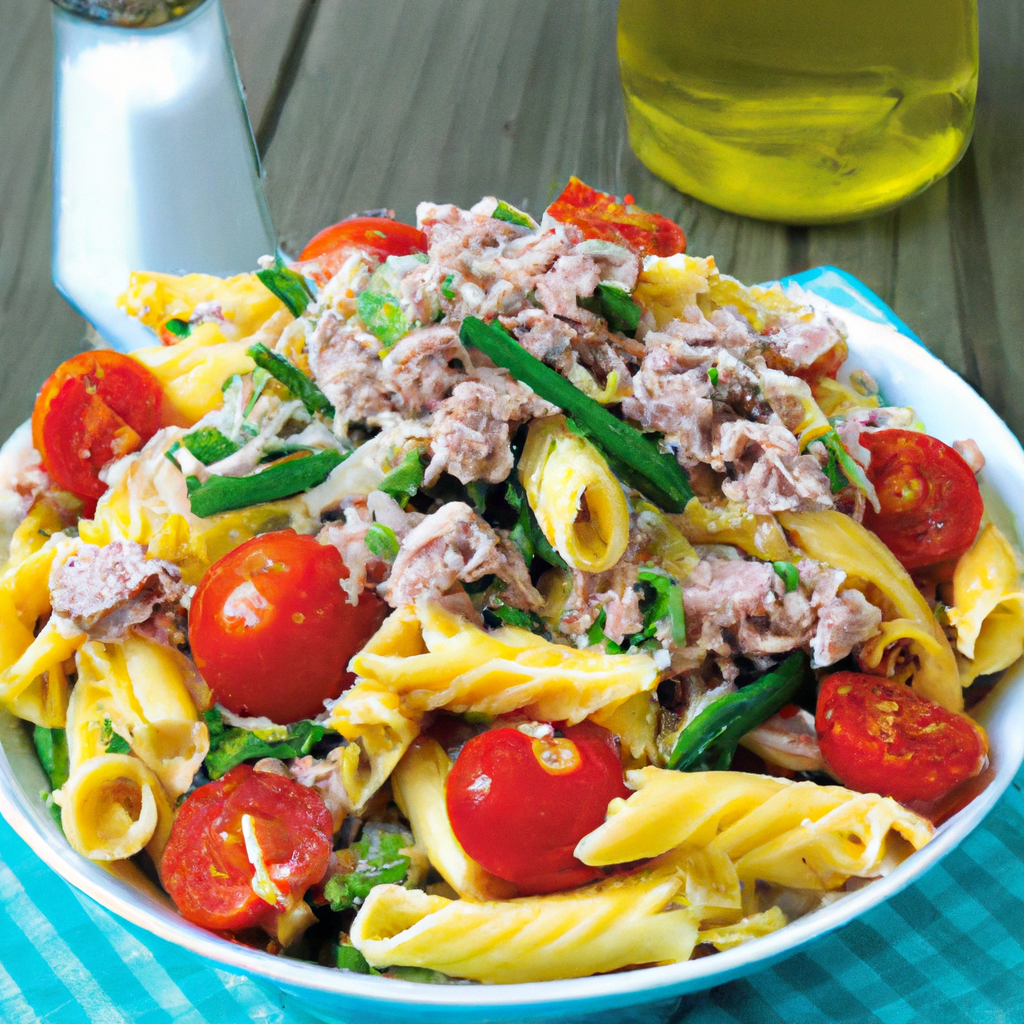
[617,0,978,223]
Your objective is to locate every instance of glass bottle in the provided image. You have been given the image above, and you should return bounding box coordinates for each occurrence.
[617,0,978,224]
[51,0,277,351]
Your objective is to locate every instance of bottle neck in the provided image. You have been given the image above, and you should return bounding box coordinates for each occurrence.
[49,0,205,28]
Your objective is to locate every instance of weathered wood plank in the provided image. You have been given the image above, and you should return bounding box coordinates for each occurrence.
[891,178,967,378]
[968,0,1024,438]
[221,0,309,133]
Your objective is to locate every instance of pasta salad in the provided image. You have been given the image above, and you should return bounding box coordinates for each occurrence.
[1,179,1020,984]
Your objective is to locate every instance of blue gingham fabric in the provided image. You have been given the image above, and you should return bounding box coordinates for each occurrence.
[3,777,1024,1023]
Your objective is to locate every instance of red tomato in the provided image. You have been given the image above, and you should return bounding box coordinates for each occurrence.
[297,216,427,286]
[160,765,333,933]
[189,530,385,723]
[545,177,687,257]
[446,722,630,895]
[861,429,983,570]
[31,350,164,503]
[816,672,988,804]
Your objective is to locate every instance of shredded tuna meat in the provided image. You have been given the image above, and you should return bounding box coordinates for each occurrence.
[679,554,879,667]
[380,325,471,416]
[424,368,556,486]
[318,492,423,603]
[307,313,396,428]
[762,309,847,373]
[560,563,645,644]
[386,502,541,610]
[289,748,355,831]
[719,420,834,515]
[741,707,825,773]
[49,540,186,642]
[953,438,986,475]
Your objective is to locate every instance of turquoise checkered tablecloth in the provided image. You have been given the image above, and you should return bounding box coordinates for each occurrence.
[3,772,1024,1023]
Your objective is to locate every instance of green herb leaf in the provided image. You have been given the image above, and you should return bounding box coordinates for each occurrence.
[505,480,566,570]
[466,481,490,515]
[357,290,409,348]
[462,317,693,512]
[483,601,545,633]
[636,569,686,645]
[666,652,808,772]
[491,200,536,229]
[819,432,849,492]
[99,715,132,754]
[188,449,345,518]
[441,274,457,301]
[247,342,334,417]
[164,317,191,339]
[256,255,314,318]
[244,367,272,418]
[181,426,242,466]
[594,283,642,336]
[365,522,399,561]
[772,560,800,593]
[707,367,719,386]
[334,942,380,975]
[203,709,326,779]
[33,726,69,790]
[324,826,412,912]
[378,449,425,506]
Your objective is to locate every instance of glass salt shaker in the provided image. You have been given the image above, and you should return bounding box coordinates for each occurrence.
[50,0,277,351]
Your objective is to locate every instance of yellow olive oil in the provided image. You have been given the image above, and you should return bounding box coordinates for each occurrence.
[617,0,978,223]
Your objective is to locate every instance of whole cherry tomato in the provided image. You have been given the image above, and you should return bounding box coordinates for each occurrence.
[160,765,333,933]
[31,350,164,503]
[189,530,385,723]
[297,216,428,285]
[545,177,687,258]
[816,672,988,804]
[861,429,983,571]
[446,722,630,895]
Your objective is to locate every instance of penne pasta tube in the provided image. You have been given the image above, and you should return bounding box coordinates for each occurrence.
[57,753,174,865]
[518,416,630,573]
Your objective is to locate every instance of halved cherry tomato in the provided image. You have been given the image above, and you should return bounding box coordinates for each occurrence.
[446,722,630,895]
[189,530,385,723]
[297,216,428,286]
[861,429,983,570]
[31,350,164,503]
[816,672,988,804]
[545,177,687,258]
[160,764,333,933]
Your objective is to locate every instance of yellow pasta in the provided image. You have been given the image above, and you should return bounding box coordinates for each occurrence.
[345,600,660,725]
[575,767,932,890]
[675,497,791,562]
[391,738,519,901]
[633,254,714,329]
[56,753,174,865]
[698,908,788,952]
[117,271,287,339]
[779,510,961,711]
[350,856,703,982]
[132,324,257,425]
[518,416,629,573]
[72,638,208,800]
[589,691,659,766]
[946,524,1024,685]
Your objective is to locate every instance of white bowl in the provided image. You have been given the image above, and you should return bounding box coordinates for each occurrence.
[1,276,1022,1024]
